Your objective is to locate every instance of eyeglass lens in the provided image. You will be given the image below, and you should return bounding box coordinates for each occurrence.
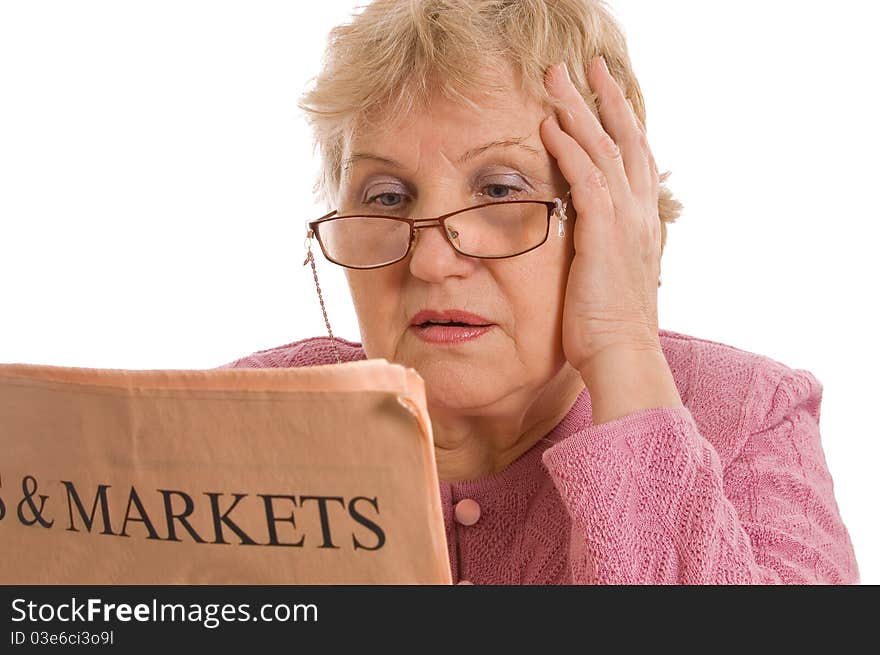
[318,202,549,268]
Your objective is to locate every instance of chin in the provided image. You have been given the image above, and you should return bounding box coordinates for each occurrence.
[413,360,506,409]
[425,385,500,412]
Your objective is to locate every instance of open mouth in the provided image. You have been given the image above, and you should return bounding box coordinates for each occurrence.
[410,320,494,343]
[416,321,490,328]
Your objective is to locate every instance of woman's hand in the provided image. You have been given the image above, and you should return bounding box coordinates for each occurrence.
[540,56,663,376]
[540,56,682,424]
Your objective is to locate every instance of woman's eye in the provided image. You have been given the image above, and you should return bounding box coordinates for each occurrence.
[365,192,405,207]
[481,183,523,200]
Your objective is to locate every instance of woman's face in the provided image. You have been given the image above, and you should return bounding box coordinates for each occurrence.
[339,70,576,414]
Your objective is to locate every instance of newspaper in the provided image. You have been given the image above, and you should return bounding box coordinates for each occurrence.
[0,359,451,584]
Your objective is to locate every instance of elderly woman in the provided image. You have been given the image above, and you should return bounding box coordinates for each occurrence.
[217,0,859,584]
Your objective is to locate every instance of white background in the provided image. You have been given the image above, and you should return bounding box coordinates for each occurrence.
[1,1,877,583]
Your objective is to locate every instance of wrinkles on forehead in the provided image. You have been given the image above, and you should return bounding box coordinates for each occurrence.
[340,58,543,186]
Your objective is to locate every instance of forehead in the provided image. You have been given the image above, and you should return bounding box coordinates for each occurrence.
[344,68,546,166]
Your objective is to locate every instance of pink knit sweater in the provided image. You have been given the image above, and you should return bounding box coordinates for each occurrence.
[214,328,860,584]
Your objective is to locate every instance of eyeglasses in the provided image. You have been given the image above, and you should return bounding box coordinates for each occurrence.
[301,189,571,365]
[304,189,572,270]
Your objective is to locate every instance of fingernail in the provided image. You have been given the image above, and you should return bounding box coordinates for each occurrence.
[560,62,571,84]
[596,55,608,75]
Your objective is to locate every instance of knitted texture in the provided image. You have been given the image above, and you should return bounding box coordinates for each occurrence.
[213,329,860,585]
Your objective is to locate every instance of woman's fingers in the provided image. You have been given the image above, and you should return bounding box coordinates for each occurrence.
[586,56,656,204]
[627,97,660,200]
[540,112,614,237]
[544,61,630,204]
[627,98,646,134]
[545,58,655,208]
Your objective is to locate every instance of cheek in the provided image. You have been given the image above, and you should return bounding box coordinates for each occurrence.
[517,275,564,329]
[347,272,386,316]
[345,270,402,344]
[505,245,572,345]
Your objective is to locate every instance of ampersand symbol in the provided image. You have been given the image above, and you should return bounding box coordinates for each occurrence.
[17,475,54,528]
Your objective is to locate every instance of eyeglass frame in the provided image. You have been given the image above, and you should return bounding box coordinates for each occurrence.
[305,188,573,270]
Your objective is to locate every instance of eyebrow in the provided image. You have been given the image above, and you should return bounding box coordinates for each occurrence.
[342,137,542,174]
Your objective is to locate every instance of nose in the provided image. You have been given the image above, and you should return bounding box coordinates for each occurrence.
[406,217,476,282]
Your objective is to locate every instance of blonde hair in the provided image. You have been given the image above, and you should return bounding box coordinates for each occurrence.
[297,0,683,255]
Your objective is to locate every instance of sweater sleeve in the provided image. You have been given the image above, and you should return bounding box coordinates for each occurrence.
[210,348,290,369]
[540,370,860,585]
[210,336,366,369]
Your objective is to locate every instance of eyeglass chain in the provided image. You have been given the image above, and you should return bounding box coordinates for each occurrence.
[303,229,343,365]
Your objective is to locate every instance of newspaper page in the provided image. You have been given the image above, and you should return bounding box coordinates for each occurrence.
[0,359,451,584]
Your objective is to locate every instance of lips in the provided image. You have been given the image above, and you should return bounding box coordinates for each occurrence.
[409,309,494,327]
